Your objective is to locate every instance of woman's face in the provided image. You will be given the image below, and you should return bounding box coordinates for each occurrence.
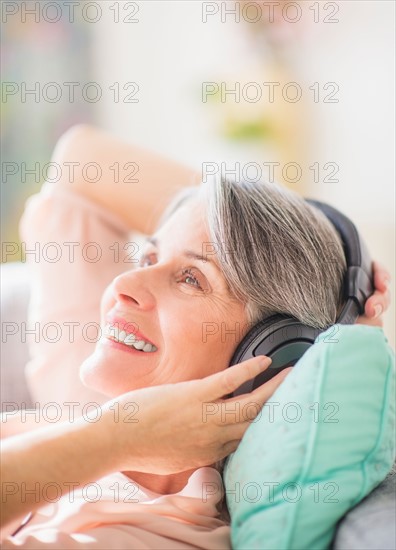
[80,197,249,398]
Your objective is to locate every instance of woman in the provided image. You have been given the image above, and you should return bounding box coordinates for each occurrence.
[1,125,391,549]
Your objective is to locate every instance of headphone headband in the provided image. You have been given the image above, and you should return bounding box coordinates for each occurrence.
[229,198,374,396]
[306,199,373,323]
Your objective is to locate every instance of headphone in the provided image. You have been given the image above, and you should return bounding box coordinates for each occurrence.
[229,199,374,397]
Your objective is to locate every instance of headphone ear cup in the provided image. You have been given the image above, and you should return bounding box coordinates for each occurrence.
[229,315,319,397]
[230,314,284,365]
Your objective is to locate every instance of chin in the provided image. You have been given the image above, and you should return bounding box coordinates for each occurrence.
[80,352,153,399]
[80,355,119,398]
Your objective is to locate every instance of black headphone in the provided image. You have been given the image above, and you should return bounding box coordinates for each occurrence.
[229,199,374,396]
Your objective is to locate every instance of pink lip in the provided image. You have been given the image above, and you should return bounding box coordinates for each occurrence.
[105,315,157,347]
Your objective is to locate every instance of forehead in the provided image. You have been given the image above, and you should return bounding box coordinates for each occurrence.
[157,196,209,247]
[154,195,238,300]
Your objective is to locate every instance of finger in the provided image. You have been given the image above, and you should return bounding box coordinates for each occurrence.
[218,369,294,453]
[219,367,293,421]
[364,261,391,318]
[365,288,391,318]
[199,355,272,402]
[373,261,391,292]
[248,366,293,405]
[221,407,287,448]
[222,422,252,445]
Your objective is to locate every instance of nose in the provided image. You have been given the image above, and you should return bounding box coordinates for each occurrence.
[111,268,156,311]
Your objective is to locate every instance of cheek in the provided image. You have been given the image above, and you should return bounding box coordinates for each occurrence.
[200,312,249,371]
[159,308,224,379]
[177,311,239,377]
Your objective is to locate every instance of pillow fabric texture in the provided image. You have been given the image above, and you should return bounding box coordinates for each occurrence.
[223,324,395,550]
[332,461,396,549]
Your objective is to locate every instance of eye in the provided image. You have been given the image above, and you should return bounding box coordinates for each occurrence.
[180,268,203,290]
[139,253,204,291]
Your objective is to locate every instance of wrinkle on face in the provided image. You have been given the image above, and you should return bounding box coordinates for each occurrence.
[80,196,249,397]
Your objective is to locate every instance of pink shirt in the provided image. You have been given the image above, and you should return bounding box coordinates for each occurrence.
[3,183,231,549]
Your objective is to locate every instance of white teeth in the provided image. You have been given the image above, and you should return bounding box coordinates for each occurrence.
[142,343,153,352]
[123,334,136,345]
[133,340,145,350]
[108,326,119,339]
[104,324,157,352]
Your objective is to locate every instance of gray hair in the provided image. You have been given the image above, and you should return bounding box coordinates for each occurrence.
[158,174,347,330]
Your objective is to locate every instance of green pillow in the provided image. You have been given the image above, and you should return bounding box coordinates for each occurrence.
[223,324,395,550]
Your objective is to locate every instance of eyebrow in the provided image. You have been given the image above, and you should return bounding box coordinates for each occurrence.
[145,236,220,270]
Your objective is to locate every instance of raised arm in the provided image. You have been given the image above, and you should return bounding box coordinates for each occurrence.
[51,124,391,322]
[52,124,201,234]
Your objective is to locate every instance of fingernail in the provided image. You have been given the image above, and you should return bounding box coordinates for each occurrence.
[258,356,272,367]
[374,305,383,318]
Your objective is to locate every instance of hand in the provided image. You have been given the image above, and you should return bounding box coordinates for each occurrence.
[102,356,291,475]
[356,261,391,327]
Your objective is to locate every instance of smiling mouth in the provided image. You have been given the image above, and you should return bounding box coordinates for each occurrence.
[104,324,158,353]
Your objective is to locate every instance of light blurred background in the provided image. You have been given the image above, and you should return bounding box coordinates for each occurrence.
[1,0,395,346]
